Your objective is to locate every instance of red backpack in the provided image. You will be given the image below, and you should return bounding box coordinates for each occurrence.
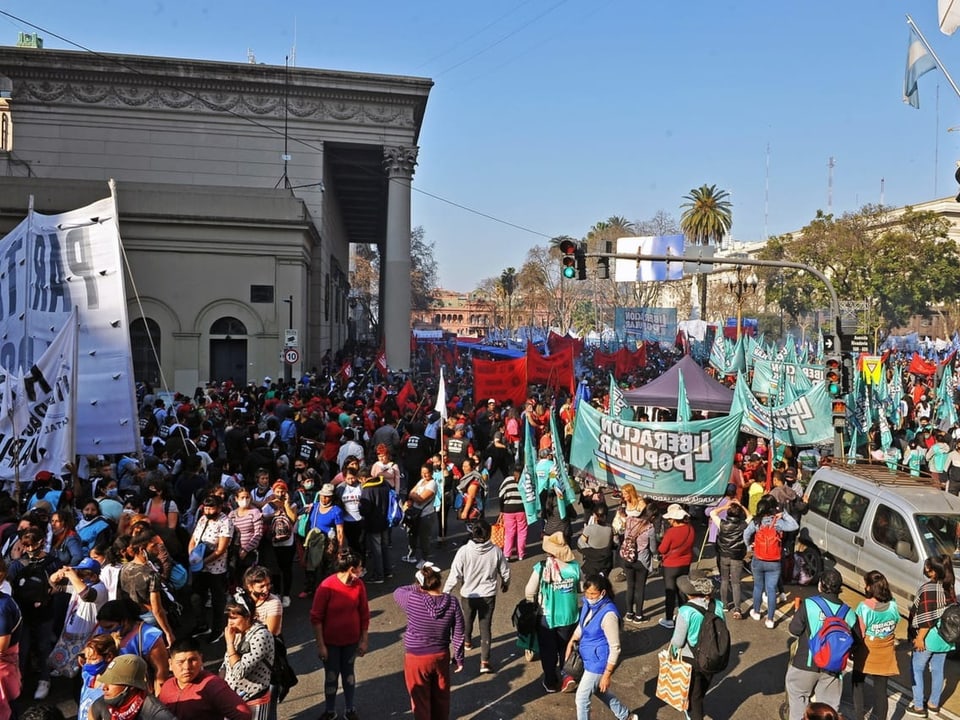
[753,517,782,561]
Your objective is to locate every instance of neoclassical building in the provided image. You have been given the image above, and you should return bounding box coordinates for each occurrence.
[0,45,431,389]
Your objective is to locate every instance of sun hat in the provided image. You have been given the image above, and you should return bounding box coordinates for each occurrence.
[319,483,336,497]
[542,531,575,563]
[99,654,148,690]
[677,574,714,597]
[663,503,689,521]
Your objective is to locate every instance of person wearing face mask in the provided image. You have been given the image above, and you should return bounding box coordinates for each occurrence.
[228,489,263,586]
[243,565,282,636]
[250,470,274,511]
[293,468,320,543]
[359,466,393,584]
[77,633,118,720]
[49,558,109,678]
[221,593,274,720]
[95,598,171,697]
[88,654,176,720]
[118,531,177,647]
[159,637,251,720]
[310,549,370,720]
[565,574,637,720]
[0,558,22,720]
[7,527,62,700]
[262,481,298,608]
[188,495,234,642]
[97,481,125,524]
[302,484,345,598]
[77,500,114,555]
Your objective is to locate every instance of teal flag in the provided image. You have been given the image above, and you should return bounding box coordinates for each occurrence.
[676,369,691,424]
[937,365,958,429]
[569,401,742,504]
[550,413,579,517]
[608,374,631,420]
[730,373,834,446]
[520,422,540,523]
[751,358,826,396]
[709,332,733,374]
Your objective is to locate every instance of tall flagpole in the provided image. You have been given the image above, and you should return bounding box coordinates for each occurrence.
[907,15,960,101]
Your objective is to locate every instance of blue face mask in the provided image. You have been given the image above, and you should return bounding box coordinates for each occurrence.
[83,659,108,677]
[585,595,605,608]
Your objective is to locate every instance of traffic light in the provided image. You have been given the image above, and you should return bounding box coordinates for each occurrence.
[840,352,855,395]
[597,241,612,280]
[560,239,578,279]
[825,355,842,397]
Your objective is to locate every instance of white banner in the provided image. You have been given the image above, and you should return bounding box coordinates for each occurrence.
[0,312,77,485]
[0,194,138,453]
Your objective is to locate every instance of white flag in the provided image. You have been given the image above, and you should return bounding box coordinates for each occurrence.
[434,368,447,420]
[941,0,960,35]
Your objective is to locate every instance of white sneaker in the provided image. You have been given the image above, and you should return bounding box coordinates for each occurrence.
[658,618,675,629]
[749,610,762,621]
[765,618,775,629]
[34,680,50,700]
[402,553,416,563]
[777,592,790,604]
[282,596,291,608]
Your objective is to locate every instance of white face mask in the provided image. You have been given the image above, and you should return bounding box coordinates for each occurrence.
[237,498,251,509]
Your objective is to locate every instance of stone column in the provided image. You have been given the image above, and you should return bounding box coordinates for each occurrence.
[383,145,418,372]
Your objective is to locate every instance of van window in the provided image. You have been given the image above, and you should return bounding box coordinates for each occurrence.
[872,505,917,561]
[808,480,839,518]
[828,489,869,532]
[915,514,960,559]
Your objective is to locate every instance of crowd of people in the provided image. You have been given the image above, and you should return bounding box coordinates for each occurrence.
[0,340,957,720]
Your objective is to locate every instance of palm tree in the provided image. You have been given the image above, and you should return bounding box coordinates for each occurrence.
[680,184,732,317]
[498,267,517,331]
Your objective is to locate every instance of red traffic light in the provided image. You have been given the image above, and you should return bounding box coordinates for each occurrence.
[559,239,577,255]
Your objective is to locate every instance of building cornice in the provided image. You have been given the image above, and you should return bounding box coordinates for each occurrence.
[0,47,432,134]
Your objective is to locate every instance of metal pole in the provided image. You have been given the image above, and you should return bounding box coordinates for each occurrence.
[284,295,294,383]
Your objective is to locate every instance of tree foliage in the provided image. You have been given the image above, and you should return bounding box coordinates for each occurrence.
[680,184,732,246]
[756,205,960,328]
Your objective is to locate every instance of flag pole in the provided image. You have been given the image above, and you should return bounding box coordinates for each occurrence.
[907,15,960,101]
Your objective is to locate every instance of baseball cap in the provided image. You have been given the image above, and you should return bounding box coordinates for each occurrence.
[99,655,148,690]
[72,558,102,574]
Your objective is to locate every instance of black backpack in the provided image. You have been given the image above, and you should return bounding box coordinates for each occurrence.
[685,600,731,673]
[14,559,53,613]
[938,604,960,644]
[271,634,299,702]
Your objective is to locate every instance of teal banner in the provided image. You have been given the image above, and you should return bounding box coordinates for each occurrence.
[569,401,742,504]
[731,373,834,446]
[751,358,825,396]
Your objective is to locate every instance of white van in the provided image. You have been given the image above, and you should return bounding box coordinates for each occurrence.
[799,461,960,615]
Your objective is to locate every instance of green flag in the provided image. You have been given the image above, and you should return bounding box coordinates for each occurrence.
[676,369,691,424]
[550,413,579,519]
[520,422,540,524]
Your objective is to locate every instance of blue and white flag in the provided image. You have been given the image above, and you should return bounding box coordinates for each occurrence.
[904,26,937,108]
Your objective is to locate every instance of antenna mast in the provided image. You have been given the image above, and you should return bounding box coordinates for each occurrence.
[827,156,835,214]
[764,142,770,239]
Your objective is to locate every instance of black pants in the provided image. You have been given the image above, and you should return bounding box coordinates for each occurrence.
[272,544,295,597]
[852,671,889,720]
[192,571,227,636]
[461,596,496,663]
[688,666,714,720]
[663,564,690,620]
[537,621,575,690]
[623,562,650,617]
[344,521,366,557]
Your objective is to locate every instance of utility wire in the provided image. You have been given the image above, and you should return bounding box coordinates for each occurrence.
[0,9,564,241]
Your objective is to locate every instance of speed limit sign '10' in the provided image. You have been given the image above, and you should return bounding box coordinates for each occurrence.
[284,348,300,365]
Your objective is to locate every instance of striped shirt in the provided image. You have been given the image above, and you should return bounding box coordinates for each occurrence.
[229,508,263,554]
[498,475,525,514]
[393,584,465,667]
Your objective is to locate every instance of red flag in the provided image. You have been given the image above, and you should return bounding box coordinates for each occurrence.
[396,378,416,410]
[473,357,527,408]
[376,348,388,374]
[526,343,575,394]
[339,361,353,382]
[908,352,937,376]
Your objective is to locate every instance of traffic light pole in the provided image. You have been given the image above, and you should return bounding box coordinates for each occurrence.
[585,251,843,354]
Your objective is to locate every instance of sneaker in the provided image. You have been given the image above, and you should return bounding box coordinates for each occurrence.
[319,712,339,720]
[658,618,674,629]
[191,625,210,638]
[385,572,394,579]
[542,679,558,693]
[777,592,790,604]
[624,612,637,623]
[402,552,416,563]
[282,596,291,607]
[764,618,775,630]
[905,707,928,718]
[749,610,762,621]
[34,680,50,700]
[929,707,940,716]
[508,556,519,563]
[561,675,578,693]
[480,661,493,674]
[634,615,648,624]
[732,610,743,620]
[345,709,360,720]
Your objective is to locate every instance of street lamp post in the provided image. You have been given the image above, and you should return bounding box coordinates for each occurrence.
[282,295,293,383]
[727,266,758,340]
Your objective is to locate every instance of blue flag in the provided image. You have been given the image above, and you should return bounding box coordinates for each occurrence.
[905,26,937,108]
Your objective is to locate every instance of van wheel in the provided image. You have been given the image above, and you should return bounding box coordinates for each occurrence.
[799,546,823,582]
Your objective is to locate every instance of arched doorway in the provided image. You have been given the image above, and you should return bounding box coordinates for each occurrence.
[130,317,161,386]
[209,316,247,385]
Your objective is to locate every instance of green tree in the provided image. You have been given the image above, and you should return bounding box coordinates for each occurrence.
[498,267,517,330]
[680,184,732,317]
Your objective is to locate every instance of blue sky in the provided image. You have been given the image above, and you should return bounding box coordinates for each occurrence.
[2,1,960,291]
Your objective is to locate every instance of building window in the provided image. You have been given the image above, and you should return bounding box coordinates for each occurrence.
[210,317,248,336]
[130,317,161,386]
[250,285,274,303]
[324,273,331,322]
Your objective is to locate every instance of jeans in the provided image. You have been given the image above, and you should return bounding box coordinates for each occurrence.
[461,596,496,663]
[366,530,391,580]
[912,648,947,709]
[718,555,744,611]
[323,642,358,713]
[502,511,528,559]
[751,558,781,620]
[575,669,632,720]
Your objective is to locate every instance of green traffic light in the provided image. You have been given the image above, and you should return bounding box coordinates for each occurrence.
[828,381,839,395]
[563,266,576,279]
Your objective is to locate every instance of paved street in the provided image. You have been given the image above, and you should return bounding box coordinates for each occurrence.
[33,515,960,720]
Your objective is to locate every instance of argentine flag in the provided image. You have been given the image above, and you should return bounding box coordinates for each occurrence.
[904,27,937,108]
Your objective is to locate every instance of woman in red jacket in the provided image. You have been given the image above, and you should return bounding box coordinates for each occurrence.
[657,503,695,629]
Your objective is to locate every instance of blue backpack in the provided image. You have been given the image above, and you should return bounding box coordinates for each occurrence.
[386,488,404,528]
[808,597,854,674]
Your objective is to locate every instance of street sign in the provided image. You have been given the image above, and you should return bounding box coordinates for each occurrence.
[283,348,300,364]
[850,334,870,353]
[284,329,299,347]
[861,355,882,385]
[823,333,836,353]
